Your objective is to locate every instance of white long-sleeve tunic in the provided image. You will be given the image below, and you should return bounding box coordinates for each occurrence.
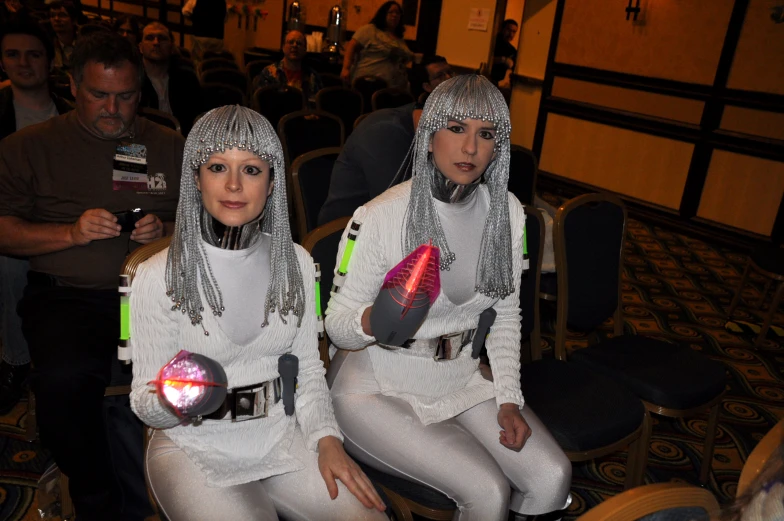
[130,240,342,488]
[325,181,526,425]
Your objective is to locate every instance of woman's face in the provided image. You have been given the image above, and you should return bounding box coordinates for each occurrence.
[118,23,137,45]
[385,4,402,30]
[429,118,497,186]
[196,148,273,227]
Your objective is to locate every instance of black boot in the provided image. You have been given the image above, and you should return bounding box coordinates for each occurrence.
[0,361,30,415]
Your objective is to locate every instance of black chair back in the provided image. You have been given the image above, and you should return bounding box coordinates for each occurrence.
[520,207,544,353]
[278,110,345,168]
[371,87,415,111]
[200,69,248,94]
[252,86,305,132]
[244,48,283,66]
[316,87,363,137]
[246,59,273,81]
[321,73,343,88]
[352,75,388,113]
[203,50,235,62]
[509,146,538,205]
[292,148,340,238]
[556,193,626,332]
[139,107,182,135]
[200,58,238,73]
[201,83,246,110]
[303,217,351,313]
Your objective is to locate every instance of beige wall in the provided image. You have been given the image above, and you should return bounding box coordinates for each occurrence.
[540,114,694,211]
[508,0,555,149]
[698,151,784,236]
[436,0,497,70]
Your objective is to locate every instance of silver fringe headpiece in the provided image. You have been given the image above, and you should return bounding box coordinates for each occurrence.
[165,105,306,333]
[404,74,514,299]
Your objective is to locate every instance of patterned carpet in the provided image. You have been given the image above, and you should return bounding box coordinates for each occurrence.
[0,212,781,521]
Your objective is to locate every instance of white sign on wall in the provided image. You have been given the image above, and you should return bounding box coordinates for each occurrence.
[467,8,490,31]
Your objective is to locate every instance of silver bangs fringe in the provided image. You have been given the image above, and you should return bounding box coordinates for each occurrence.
[403,74,515,299]
[165,105,306,334]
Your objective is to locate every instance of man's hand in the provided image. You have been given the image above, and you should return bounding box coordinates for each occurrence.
[130,213,165,244]
[69,209,121,246]
[497,403,531,451]
[317,436,386,511]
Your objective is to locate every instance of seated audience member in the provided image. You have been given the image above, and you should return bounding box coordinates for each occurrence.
[317,56,454,226]
[409,54,453,104]
[113,15,140,46]
[48,1,78,75]
[0,20,73,414]
[252,30,322,103]
[138,21,201,135]
[131,104,387,521]
[0,31,184,520]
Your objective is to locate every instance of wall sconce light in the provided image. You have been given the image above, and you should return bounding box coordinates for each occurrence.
[625,0,641,21]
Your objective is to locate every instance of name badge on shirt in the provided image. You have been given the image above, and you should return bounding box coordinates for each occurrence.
[113,142,148,191]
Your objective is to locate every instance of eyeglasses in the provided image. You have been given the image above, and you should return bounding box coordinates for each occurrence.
[285,40,304,46]
[50,12,71,19]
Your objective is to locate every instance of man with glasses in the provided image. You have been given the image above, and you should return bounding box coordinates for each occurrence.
[318,55,455,225]
[48,1,77,76]
[252,30,323,103]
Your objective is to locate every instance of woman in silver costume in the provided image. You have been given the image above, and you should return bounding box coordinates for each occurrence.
[326,75,572,520]
[129,105,387,520]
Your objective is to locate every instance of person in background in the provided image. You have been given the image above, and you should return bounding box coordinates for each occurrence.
[48,1,77,77]
[138,21,202,136]
[318,56,454,226]
[252,30,322,103]
[491,19,518,87]
[0,20,73,416]
[408,54,453,104]
[181,0,226,63]
[341,0,413,90]
[113,15,140,46]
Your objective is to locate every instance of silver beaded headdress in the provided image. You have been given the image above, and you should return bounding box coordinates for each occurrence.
[404,74,514,299]
[165,105,306,333]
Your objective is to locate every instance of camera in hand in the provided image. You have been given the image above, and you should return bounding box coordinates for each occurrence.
[113,208,146,233]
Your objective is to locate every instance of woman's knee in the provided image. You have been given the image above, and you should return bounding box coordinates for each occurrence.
[453,464,511,519]
[514,451,572,513]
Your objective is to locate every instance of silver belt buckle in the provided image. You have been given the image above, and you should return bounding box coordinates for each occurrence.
[231,381,270,422]
[434,331,473,361]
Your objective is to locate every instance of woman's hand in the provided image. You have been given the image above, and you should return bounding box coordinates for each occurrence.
[340,67,352,86]
[317,436,386,511]
[497,403,531,451]
[361,306,373,336]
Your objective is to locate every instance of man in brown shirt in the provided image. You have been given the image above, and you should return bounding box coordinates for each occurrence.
[0,32,183,520]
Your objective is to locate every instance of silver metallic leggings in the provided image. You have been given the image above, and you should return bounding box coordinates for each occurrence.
[329,350,572,521]
[145,430,388,521]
